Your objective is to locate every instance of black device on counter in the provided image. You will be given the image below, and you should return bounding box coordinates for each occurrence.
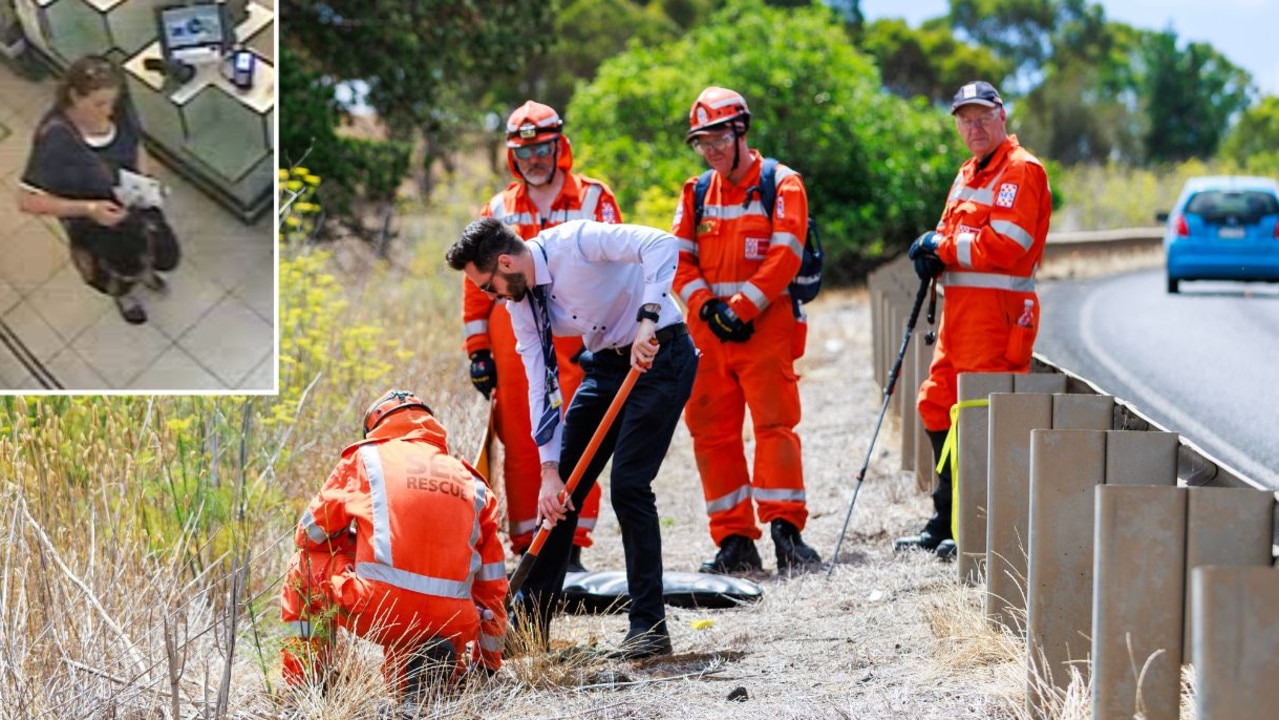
[143,56,196,84]
[230,49,255,90]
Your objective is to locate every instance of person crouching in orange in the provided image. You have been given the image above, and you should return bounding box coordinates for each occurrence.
[279,390,508,696]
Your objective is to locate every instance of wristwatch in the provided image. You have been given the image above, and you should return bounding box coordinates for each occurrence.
[636,303,660,323]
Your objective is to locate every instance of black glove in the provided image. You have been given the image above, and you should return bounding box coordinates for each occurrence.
[699,299,755,343]
[468,350,496,399]
[909,231,945,281]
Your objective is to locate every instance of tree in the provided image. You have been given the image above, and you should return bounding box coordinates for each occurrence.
[279,1,554,136]
[279,45,340,172]
[1218,95,1279,174]
[278,1,556,241]
[948,0,1060,80]
[568,0,961,277]
[1142,30,1254,163]
[947,0,1254,166]
[511,0,681,115]
[859,18,1010,104]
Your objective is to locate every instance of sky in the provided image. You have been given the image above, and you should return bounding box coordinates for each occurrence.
[858,0,1279,97]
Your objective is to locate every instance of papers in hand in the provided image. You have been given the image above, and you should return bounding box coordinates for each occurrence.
[114,169,165,209]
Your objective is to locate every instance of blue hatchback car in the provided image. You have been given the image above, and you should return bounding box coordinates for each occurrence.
[1159,176,1279,293]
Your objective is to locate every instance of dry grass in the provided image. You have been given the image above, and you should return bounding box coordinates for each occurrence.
[0,158,1197,719]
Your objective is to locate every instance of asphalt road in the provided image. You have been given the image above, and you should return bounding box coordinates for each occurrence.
[1035,267,1279,490]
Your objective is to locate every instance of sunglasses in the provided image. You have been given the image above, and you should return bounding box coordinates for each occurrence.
[477,268,498,295]
[513,142,555,160]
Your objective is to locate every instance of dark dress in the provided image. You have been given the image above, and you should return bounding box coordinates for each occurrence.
[19,102,173,294]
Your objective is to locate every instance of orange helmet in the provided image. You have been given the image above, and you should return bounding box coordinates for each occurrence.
[504,100,573,182]
[686,86,751,143]
[363,389,433,437]
[506,101,564,147]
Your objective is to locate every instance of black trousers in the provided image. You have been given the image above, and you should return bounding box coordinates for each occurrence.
[518,331,698,638]
[923,428,953,540]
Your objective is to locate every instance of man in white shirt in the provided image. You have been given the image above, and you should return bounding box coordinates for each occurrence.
[446,217,698,660]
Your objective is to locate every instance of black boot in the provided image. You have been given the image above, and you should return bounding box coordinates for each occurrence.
[607,620,673,660]
[771,520,822,572]
[935,539,957,562]
[893,529,944,552]
[895,428,955,555]
[567,546,588,573]
[403,637,457,698]
[699,535,762,574]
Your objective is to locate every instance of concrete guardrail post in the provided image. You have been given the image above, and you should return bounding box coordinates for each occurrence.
[1026,428,1107,716]
[1192,565,1279,719]
[1183,487,1275,663]
[955,372,1013,585]
[1092,483,1184,720]
[986,392,1055,632]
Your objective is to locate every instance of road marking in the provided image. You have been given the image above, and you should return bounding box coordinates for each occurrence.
[1079,285,1277,486]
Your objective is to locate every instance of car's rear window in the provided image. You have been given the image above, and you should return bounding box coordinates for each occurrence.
[1185,190,1279,223]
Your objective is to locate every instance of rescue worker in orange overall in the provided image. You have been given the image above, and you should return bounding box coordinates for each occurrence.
[279,390,508,694]
[462,100,622,571]
[672,86,822,575]
[896,81,1052,559]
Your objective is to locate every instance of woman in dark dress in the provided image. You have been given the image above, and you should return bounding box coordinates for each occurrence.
[15,55,177,324]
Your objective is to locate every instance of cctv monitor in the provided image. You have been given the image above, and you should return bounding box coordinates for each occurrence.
[157,3,231,66]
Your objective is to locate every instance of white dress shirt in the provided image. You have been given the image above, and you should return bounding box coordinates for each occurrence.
[507,219,685,463]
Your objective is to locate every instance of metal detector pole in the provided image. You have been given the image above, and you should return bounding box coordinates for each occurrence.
[827,276,933,576]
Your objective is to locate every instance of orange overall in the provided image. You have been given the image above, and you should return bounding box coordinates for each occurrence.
[462,166,621,554]
[673,150,812,544]
[918,134,1052,432]
[279,408,507,691]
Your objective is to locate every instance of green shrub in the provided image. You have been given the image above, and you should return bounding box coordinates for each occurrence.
[567,0,961,281]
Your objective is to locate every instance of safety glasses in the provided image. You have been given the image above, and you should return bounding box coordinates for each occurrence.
[955,108,1001,131]
[690,132,735,155]
[476,269,498,295]
[513,142,555,160]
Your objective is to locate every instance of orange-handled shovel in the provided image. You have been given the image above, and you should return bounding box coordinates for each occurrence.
[507,366,641,601]
[473,401,495,485]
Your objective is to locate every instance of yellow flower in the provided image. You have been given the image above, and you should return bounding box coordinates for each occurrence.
[292,166,311,176]
[278,169,289,180]
[285,180,303,192]
[295,202,318,213]
[303,174,321,186]
[284,216,301,228]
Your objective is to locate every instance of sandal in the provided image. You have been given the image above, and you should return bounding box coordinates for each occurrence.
[115,294,147,324]
[143,271,168,294]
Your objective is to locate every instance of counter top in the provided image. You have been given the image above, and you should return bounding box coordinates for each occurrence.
[122,0,273,113]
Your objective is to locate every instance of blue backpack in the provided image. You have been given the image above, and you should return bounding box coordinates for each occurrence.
[692,157,824,305]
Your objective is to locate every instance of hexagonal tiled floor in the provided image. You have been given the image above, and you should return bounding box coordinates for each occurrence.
[0,58,275,392]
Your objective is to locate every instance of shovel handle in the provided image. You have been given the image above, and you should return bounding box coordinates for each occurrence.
[507,366,642,601]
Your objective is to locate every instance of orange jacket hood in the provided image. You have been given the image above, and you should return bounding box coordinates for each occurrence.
[354,407,449,454]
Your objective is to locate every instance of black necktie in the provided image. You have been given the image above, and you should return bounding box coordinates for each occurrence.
[529,284,561,445]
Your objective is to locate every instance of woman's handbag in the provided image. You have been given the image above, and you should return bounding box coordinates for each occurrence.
[138,207,180,272]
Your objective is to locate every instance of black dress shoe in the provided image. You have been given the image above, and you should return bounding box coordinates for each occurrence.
[607,628,672,660]
[771,519,822,571]
[699,535,763,574]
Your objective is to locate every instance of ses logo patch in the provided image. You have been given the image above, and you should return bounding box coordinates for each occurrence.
[996,183,1019,208]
